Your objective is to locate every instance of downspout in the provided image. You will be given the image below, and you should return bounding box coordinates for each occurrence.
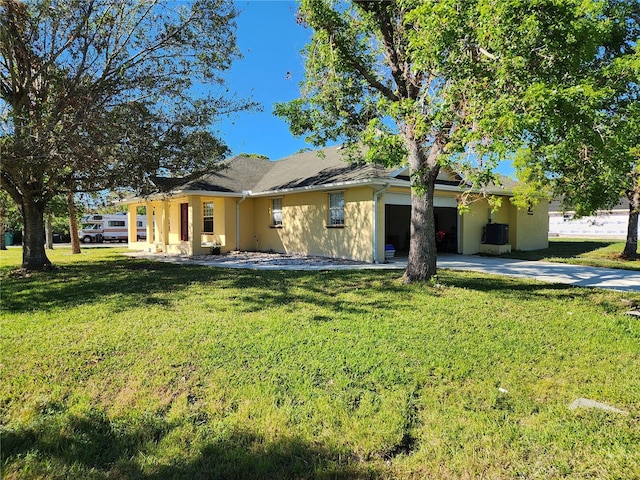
[235,191,251,251]
[373,183,390,264]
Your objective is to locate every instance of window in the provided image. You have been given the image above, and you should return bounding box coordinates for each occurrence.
[271,198,283,226]
[203,202,214,233]
[328,192,345,226]
[107,220,126,227]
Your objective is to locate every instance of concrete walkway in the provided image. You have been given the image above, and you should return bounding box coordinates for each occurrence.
[127,251,640,293]
[435,254,640,293]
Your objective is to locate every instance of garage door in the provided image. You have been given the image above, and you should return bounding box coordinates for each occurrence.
[385,193,457,208]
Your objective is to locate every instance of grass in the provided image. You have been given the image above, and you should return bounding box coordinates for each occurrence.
[498,238,640,271]
[1,247,640,479]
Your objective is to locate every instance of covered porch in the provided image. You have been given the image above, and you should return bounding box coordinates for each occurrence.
[125,194,240,255]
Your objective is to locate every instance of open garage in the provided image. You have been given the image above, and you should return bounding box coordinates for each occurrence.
[384,193,460,255]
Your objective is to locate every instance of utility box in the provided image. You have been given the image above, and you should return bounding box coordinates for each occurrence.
[485,223,509,245]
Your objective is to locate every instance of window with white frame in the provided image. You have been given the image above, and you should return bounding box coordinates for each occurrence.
[203,202,214,233]
[328,192,345,226]
[271,198,283,226]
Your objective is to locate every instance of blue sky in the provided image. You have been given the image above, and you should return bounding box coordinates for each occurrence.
[220,1,515,177]
[218,1,313,160]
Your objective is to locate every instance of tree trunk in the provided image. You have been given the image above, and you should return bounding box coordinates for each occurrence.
[622,187,639,259]
[402,136,441,283]
[0,204,6,251]
[45,213,54,249]
[67,192,81,254]
[22,197,51,269]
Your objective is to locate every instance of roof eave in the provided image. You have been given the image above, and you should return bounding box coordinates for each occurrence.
[249,179,390,197]
[171,190,244,198]
[116,190,244,205]
[117,181,514,205]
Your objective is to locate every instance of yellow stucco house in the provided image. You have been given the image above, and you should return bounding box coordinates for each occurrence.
[122,146,549,262]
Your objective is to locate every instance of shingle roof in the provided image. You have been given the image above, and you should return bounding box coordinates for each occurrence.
[158,145,515,196]
[167,145,393,194]
[172,156,274,193]
[252,146,391,192]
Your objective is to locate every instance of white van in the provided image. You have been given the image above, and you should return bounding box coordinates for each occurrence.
[79,213,147,243]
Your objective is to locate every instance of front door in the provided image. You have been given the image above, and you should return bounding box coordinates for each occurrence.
[180,203,189,241]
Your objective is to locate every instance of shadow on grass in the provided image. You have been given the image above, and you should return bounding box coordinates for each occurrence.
[5,251,632,319]
[499,240,617,261]
[228,268,413,317]
[5,251,633,318]
[2,406,375,479]
[439,269,635,312]
[1,256,408,318]
[442,270,570,294]
[144,431,373,480]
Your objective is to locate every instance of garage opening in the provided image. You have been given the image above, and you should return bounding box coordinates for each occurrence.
[385,204,411,255]
[385,200,459,255]
[434,207,458,253]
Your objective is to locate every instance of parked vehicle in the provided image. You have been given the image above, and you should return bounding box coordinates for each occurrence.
[79,213,147,243]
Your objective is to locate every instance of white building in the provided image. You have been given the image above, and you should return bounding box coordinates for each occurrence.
[548,199,629,239]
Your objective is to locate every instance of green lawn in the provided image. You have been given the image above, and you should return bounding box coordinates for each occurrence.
[1,247,639,479]
[499,238,640,271]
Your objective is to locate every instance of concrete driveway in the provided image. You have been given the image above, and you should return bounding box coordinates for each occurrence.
[436,254,640,293]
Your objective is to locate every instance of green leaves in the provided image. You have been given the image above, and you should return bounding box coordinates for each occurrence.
[512,2,639,220]
[1,0,257,268]
[276,0,640,269]
[1,0,251,195]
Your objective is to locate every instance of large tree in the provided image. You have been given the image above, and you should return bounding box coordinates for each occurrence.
[276,0,503,282]
[277,0,637,281]
[501,2,640,258]
[515,96,639,258]
[1,0,252,269]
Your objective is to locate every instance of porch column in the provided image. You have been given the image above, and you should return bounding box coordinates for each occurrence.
[127,204,137,243]
[145,201,153,243]
[153,203,161,245]
[188,196,202,255]
[161,200,169,246]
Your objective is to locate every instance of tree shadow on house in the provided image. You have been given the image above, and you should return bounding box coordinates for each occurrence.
[2,405,377,479]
